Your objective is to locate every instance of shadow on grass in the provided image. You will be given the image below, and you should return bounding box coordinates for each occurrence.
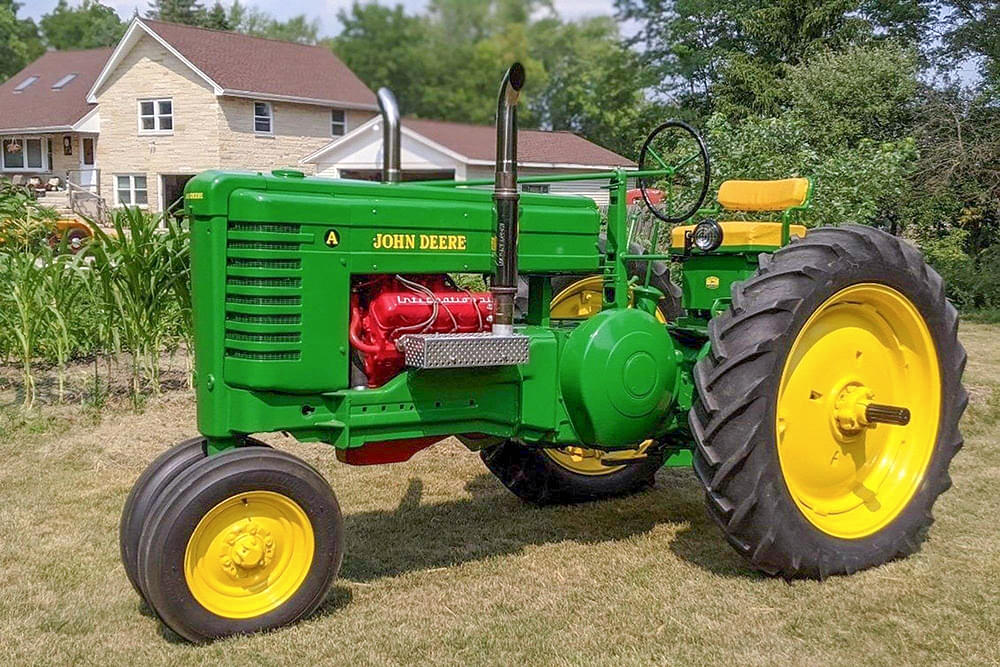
[340,468,756,583]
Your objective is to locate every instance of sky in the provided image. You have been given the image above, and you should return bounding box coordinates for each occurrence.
[20,0,619,35]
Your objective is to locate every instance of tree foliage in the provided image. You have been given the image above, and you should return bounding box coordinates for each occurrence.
[39,0,125,50]
[0,0,44,82]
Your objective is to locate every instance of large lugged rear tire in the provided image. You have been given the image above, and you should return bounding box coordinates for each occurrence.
[691,225,967,578]
[481,440,666,505]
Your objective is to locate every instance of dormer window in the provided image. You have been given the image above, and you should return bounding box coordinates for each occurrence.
[254,102,273,134]
[13,76,38,92]
[52,73,77,90]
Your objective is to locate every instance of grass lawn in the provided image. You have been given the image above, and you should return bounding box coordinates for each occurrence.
[0,323,998,666]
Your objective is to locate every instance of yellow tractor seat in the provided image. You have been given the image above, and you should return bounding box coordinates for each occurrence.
[670,177,811,250]
[717,178,810,211]
[670,221,807,249]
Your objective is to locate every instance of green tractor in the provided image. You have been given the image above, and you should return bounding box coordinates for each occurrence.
[121,63,966,642]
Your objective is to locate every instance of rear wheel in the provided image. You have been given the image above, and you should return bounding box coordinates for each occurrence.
[481,439,666,505]
[137,447,343,642]
[691,225,966,578]
[549,234,682,321]
[483,251,676,505]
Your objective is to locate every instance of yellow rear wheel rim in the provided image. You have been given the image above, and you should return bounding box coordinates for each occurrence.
[776,284,940,539]
[545,276,664,475]
[544,440,655,475]
[549,276,666,323]
[184,491,314,619]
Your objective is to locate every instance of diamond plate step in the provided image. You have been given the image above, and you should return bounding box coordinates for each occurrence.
[398,332,529,369]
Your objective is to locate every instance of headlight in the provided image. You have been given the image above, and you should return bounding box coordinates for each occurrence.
[692,220,724,252]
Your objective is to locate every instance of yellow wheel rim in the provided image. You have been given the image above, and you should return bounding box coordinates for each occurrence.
[776,284,940,539]
[544,440,655,475]
[545,276,664,475]
[549,276,667,323]
[184,491,314,619]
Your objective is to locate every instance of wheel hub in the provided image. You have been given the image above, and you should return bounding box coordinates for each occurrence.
[833,383,875,435]
[221,522,274,576]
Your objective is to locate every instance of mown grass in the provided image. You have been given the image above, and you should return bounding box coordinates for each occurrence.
[0,324,998,665]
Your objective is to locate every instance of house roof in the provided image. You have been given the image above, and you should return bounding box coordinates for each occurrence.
[88,18,376,109]
[304,116,636,169]
[405,118,635,167]
[0,48,111,133]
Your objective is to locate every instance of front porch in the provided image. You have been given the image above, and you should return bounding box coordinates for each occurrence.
[1,132,100,193]
[2,133,102,220]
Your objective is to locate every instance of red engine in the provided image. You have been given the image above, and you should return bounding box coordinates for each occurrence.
[350,275,494,386]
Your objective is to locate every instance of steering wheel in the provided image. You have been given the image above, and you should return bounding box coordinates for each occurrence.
[637,120,711,224]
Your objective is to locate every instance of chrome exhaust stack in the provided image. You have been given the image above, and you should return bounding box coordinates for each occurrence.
[377,87,401,183]
[491,62,525,336]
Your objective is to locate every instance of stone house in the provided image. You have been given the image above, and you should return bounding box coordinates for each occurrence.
[1,17,378,214]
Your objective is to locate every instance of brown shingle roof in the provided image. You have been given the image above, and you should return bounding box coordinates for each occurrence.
[0,48,111,132]
[141,19,376,107]
[403,117,635,167]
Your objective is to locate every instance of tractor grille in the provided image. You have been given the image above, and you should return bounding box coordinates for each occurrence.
[223,221,305,362]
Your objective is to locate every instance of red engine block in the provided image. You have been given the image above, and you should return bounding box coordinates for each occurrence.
[350,275,494,386]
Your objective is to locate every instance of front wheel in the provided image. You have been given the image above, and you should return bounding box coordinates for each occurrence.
[136,447,343,642]
[691,225,966,578]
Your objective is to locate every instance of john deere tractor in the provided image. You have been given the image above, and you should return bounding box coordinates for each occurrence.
[121,63,966,642]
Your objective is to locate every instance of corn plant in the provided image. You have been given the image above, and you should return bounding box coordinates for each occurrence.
[85,207,190,400]
[0,247,53,407]
[41,251,88,401]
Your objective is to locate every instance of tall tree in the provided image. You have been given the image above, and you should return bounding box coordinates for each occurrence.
[614,0,933,115]
[202,1,229,30]
[331,3,433,116]
[147,0,205,26]
[938,0,1000,95]
[0,0,44,82]
[528,15,660,155]
[40,0,126,50]
[226,0,318,43]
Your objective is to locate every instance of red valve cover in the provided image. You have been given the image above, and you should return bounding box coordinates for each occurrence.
[350,275,493,386]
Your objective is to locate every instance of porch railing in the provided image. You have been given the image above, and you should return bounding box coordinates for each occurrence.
[67,181,110,225]
[66,168,100,194]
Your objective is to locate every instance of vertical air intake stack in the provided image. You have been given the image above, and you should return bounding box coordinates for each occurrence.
[377,87,401,183]
[491,63,525,336]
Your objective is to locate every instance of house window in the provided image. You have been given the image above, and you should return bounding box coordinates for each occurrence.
[138,99,173,133]
[254,102,272,134]
[1,137,45,170]
[52,73,77,90]
[46,138,53,169]
[331,109,346,136]
[521,183,550,194]
[13,76,38,92]
[116,174,148,207]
